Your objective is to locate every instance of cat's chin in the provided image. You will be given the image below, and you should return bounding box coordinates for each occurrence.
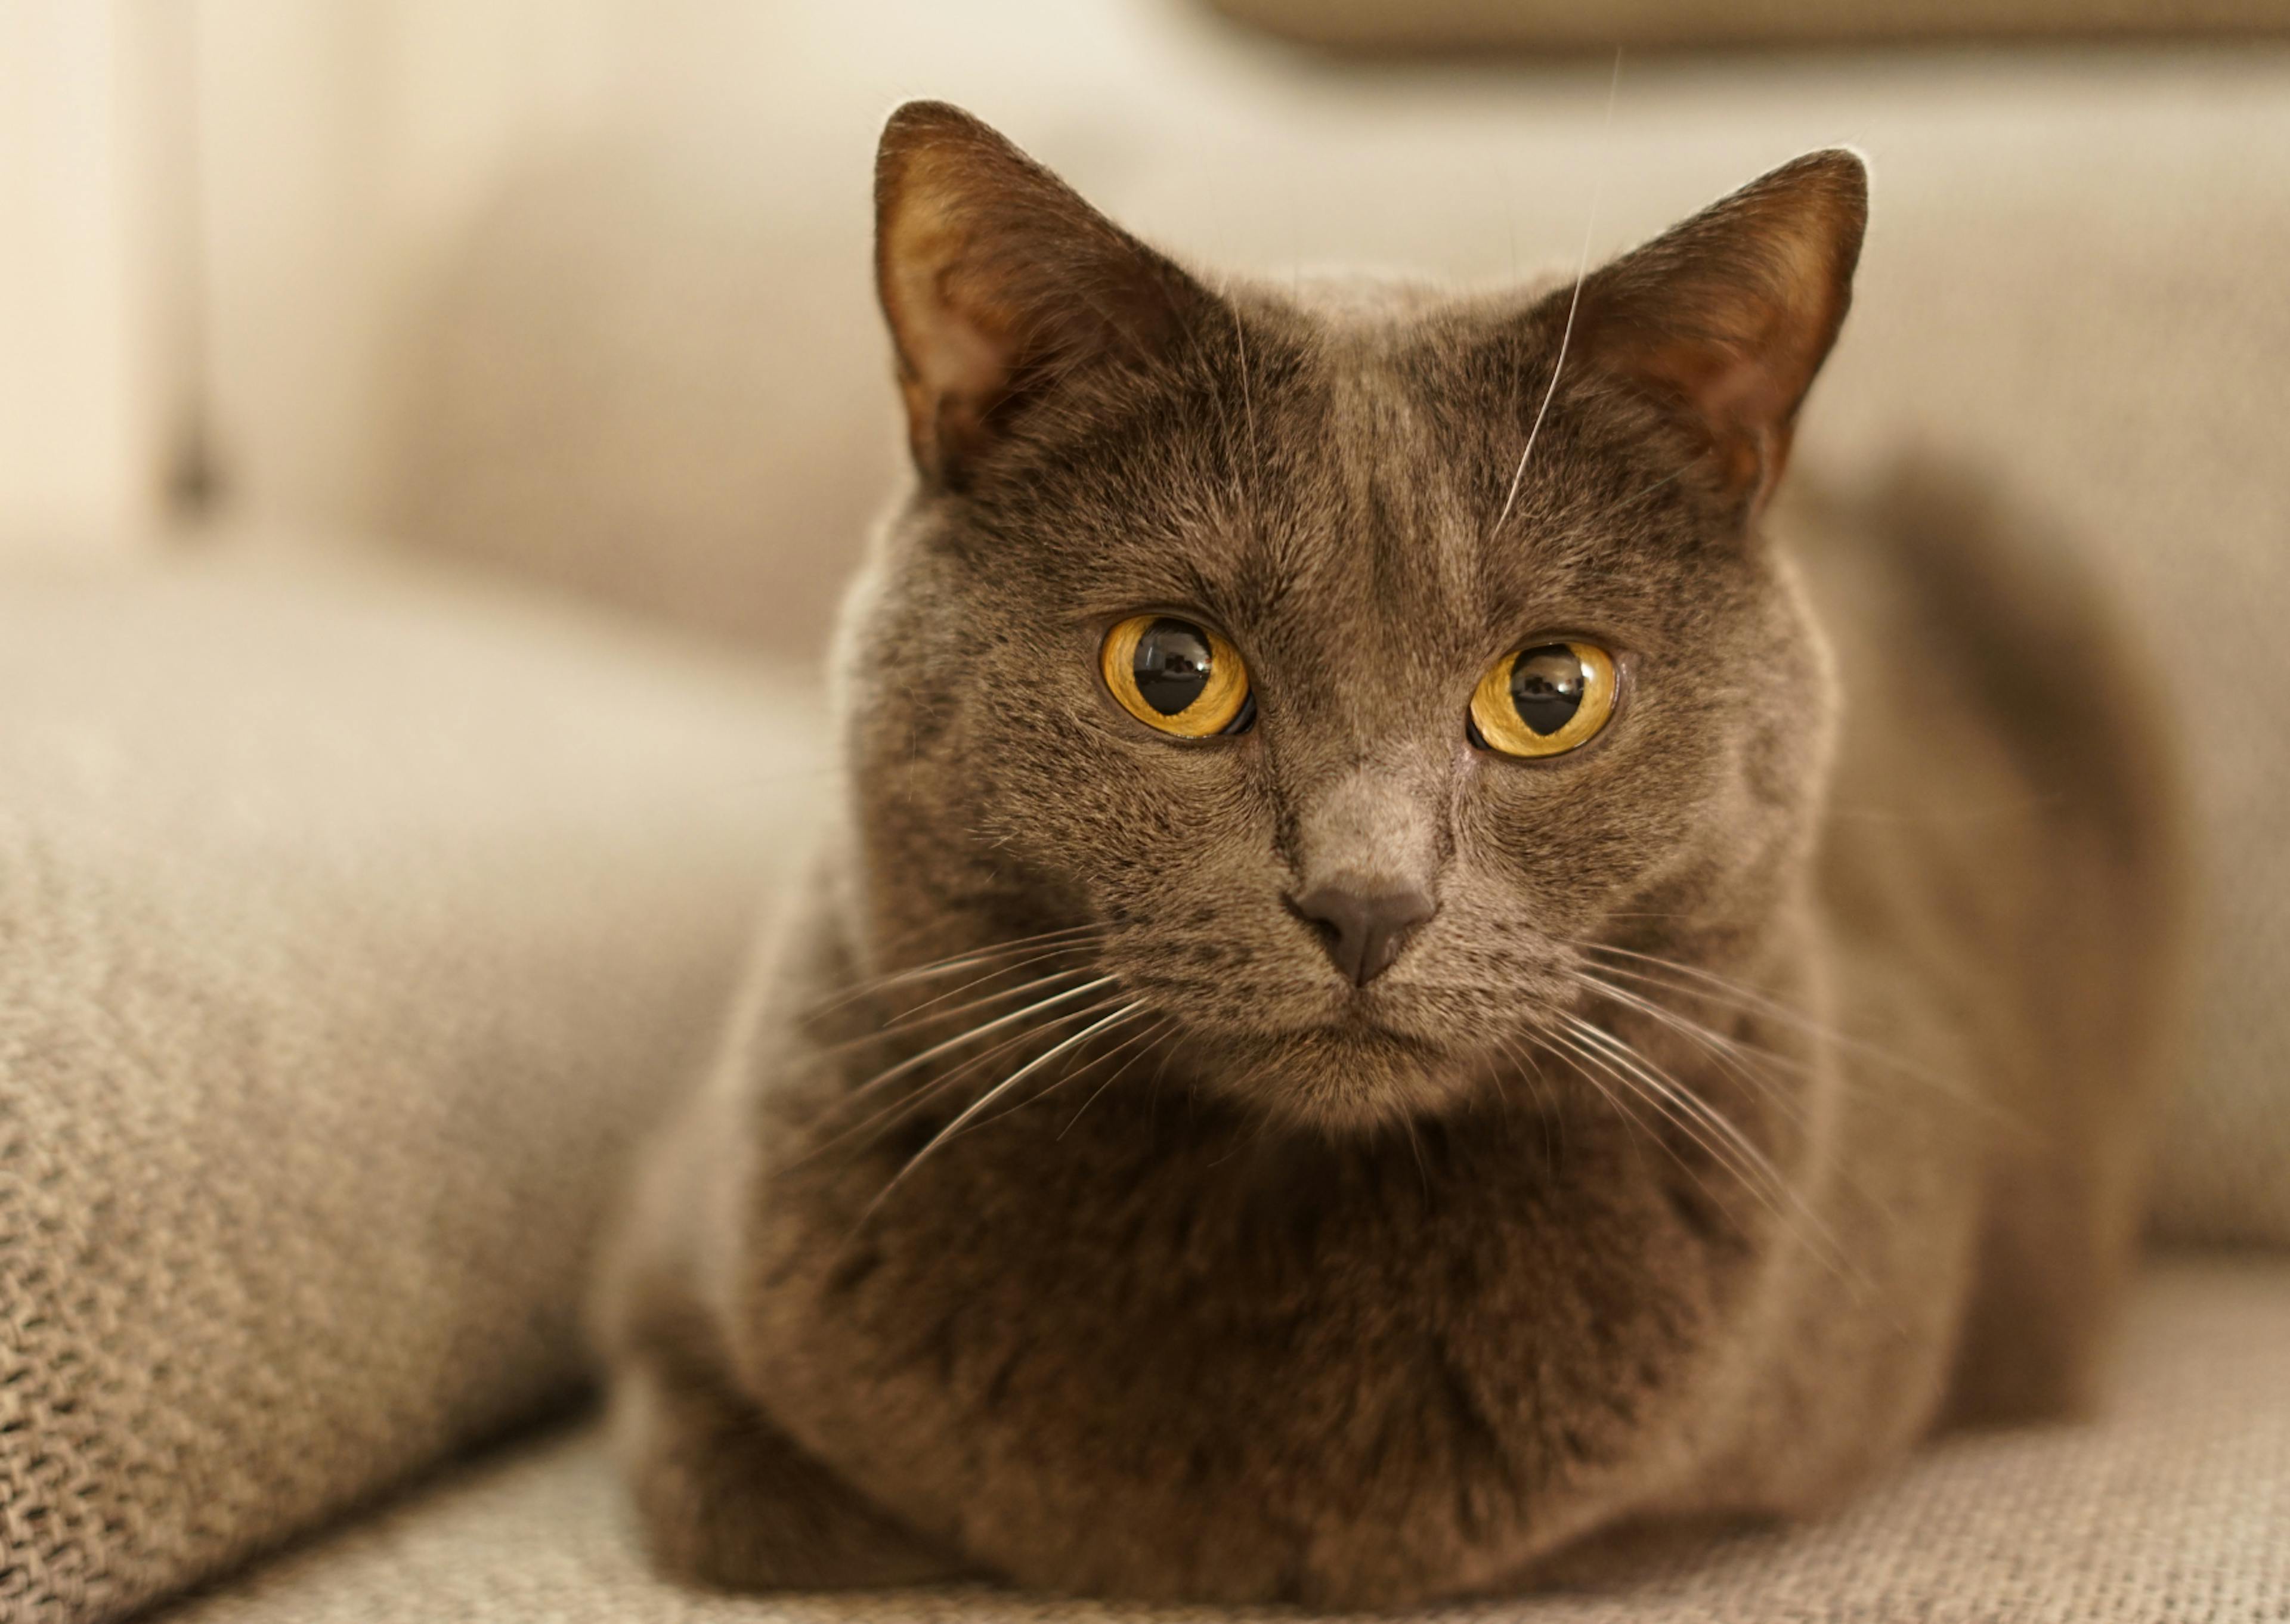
[1175,1021,1490,1135]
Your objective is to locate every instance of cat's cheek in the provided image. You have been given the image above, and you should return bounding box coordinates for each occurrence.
[1455,743,1686,931]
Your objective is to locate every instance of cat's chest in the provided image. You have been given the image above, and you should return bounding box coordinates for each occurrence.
[734,1103,1737,1600]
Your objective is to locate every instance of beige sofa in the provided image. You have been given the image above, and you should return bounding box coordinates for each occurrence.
[5,6,2288,1620]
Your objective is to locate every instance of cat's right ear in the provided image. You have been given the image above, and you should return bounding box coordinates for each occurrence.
[875,101,1211,489]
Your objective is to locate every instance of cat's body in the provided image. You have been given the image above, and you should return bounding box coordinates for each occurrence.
[593,106,2186,1608]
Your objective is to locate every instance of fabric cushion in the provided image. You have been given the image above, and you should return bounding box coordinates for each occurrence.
[153,1255,2290,1622]
[0,550,822,1624]
[1200,0,2290,51]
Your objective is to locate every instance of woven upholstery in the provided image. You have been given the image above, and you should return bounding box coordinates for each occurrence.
[154,1257,2290,1623]
[1200,0,2290,51]
[0,553,821,1624]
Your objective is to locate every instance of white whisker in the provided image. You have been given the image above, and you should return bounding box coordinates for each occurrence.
[1569,941,2004,1127]
[1233,305,1261,498]
[1569,966,1920,1236]
[851,1003,1146,1235]
[837,959,1101,1054]
[1533,1026,1744,1226]
[1555,1011,1865,1293]
[803,996,1131,1165]
[1490,48,1620,542]
[830,974,1119,1114]
[1060,1018,1175,1139]
[1558,1014,1789,1199]
[806,923,1107,1016]
[1568,968,1816,1118]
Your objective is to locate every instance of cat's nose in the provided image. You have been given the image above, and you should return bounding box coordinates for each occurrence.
[1287,881,1437,987]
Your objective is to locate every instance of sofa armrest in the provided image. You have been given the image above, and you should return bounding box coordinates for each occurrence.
[0,552,821,1624]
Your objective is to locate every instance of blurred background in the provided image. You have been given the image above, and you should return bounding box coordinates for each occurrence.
[4,0,2288,1228]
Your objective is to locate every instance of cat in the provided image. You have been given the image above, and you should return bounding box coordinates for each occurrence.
[591,100,2189,1607]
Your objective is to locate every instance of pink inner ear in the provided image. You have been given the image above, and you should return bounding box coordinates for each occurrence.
[1669,328,1806,507]
[880,193,1038,478]
[1589,263,1843,514]
[901,262,1020,415]
[881,188,1021,402]
[1567,152,1864,517]
[875,101,1224,485]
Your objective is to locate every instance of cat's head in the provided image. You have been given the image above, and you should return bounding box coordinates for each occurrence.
[841,101,1864,1132]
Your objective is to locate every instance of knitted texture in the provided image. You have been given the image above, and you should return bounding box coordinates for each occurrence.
[0,556,821,1624]
[156,1257,2290,1623]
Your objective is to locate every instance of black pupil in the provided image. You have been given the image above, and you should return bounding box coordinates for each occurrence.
[1133,618,1213,716]
[1510,646,1586,736]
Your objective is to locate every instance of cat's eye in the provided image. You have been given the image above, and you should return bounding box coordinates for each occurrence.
[1468,641,1617,759]
[1100,615,1254,738]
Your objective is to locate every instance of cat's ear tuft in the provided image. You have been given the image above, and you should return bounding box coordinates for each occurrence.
[1570,148,1868,520]
[874,101,1209,489]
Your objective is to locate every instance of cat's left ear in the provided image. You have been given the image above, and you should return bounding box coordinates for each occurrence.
[875,101,1215,489]
[1565,148,1867,520]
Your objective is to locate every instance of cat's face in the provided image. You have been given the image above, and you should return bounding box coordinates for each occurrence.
[844,104,1863,1131]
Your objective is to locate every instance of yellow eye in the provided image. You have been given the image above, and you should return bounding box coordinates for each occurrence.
[1101,615,1254,737]
[1469,641,1617,758]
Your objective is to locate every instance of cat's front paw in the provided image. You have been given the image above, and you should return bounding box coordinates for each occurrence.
[615,1341,974,1592]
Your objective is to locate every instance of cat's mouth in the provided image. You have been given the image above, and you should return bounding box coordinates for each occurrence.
[1132,984,1506,1130]
[1124,968,1452,1045]
[1100,927,1581,1127]
[1315,992,1451,1046]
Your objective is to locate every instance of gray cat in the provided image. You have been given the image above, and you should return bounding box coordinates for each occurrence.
[593,101,2188,1607]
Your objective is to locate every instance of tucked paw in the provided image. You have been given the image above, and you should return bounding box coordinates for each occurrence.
[616,1344,973,1592]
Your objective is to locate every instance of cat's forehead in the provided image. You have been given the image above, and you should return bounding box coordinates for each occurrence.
[1239,269,1452,324]
[1245,267,1568,330]
[973,270,1703,672]
[1156,285,1666,643]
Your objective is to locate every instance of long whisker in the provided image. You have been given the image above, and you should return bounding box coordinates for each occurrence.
[1555,1012,1865,1291]
[1544,1024,1739,1190]
[800,996,1127,1163]
[961,1009,1162,1148]
[804,923,1107,1016]
[1493,1030,1566,1168]
[1569,941,2006,1126]
[1490,47,1621,541]
[813,960,1100,1061]
[1531,1027,1743,1226]
[1568,966,1917,1235]
[1571,966,1836,1158]
[1059,1018,1175,1139]
[1568,967,1818,1122]
[878,942,1105,1022]
[1571,942,1852,1046]
[1556,1013,1796,1208]
[828,974,1121,1116]
[1544,1019,1837,1285]
[850,1003,1146,1236]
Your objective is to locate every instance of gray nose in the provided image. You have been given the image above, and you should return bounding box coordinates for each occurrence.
[1288,882,1437,987]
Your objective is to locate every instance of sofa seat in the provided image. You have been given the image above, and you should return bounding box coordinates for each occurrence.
[156,1257,2288,1623]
